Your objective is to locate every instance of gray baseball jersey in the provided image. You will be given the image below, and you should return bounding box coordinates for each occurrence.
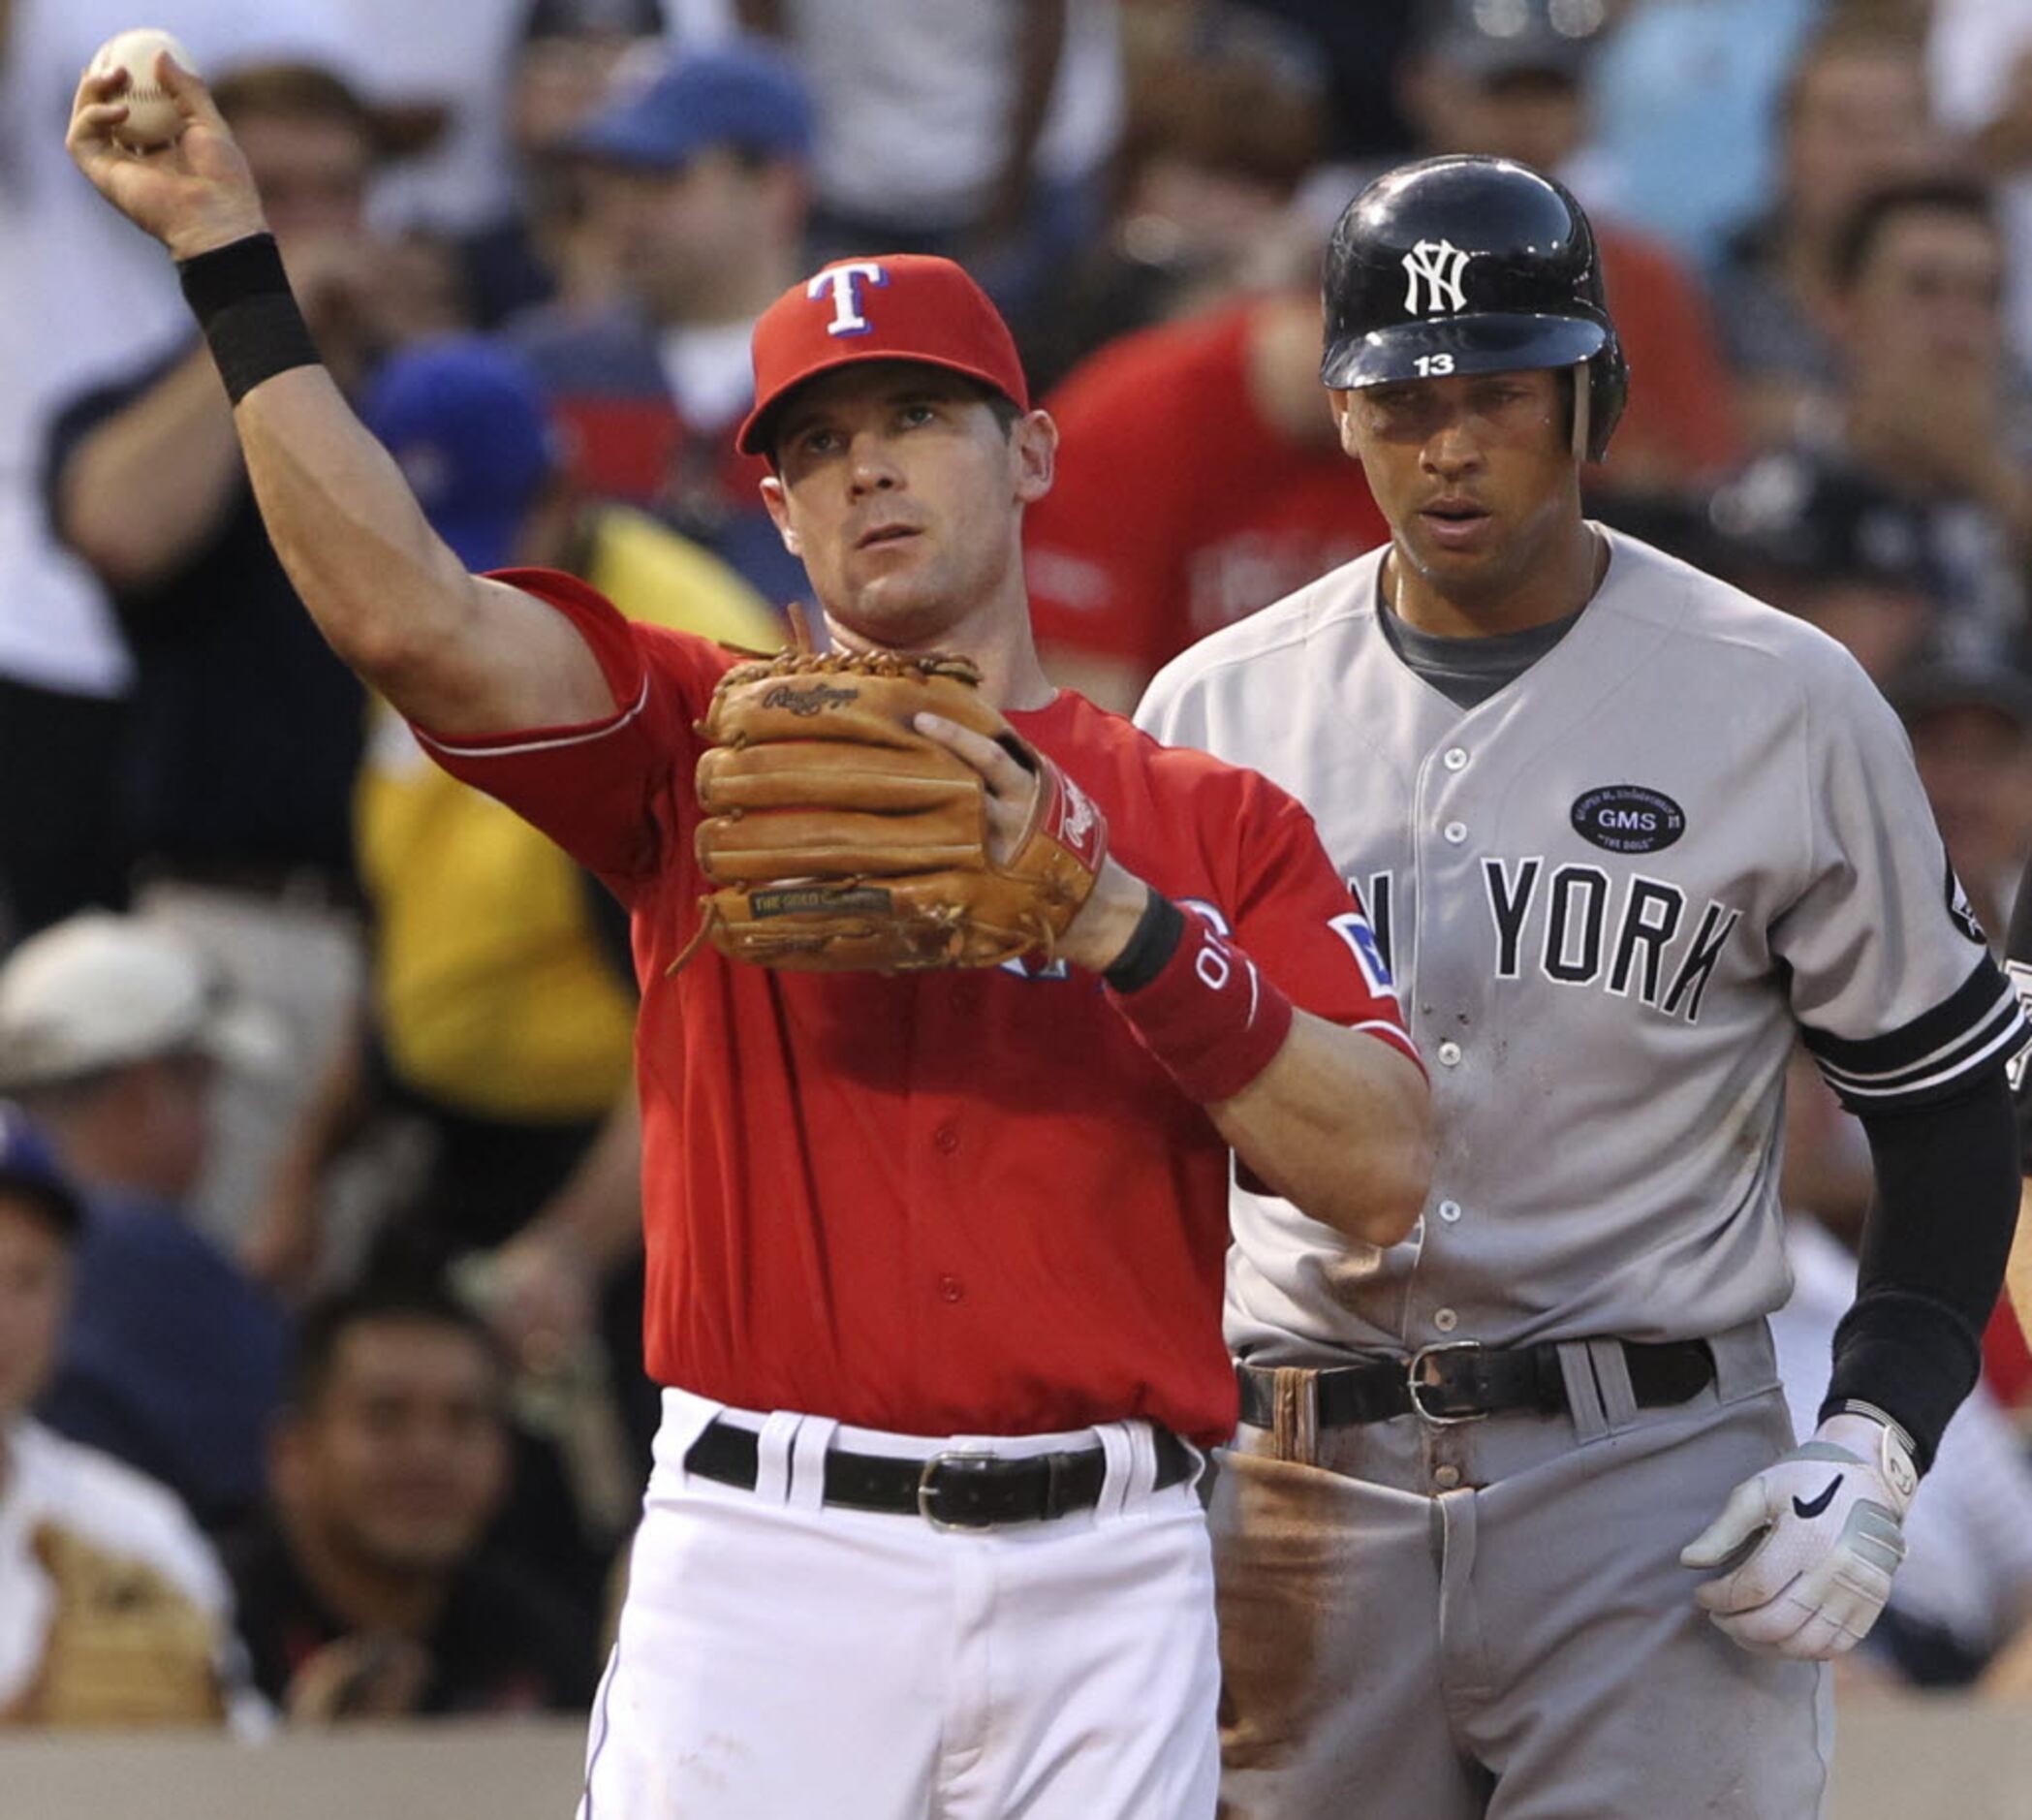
[1140,528,2022,1367]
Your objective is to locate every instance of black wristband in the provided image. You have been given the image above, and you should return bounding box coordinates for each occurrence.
[1104,890,1186,994]
[177,233,321,404]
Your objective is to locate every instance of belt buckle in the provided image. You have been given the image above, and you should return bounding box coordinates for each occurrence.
[1407,1341,1489,1426]
[917,1450,999,1531]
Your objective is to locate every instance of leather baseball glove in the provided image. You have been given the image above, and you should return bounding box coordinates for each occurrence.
[684,646,1109,971]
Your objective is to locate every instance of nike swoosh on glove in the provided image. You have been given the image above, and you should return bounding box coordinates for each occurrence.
[1678,1411,1919,1660]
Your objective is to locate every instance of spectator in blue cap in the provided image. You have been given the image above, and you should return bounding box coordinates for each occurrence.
[572,36,814,173]
[512,41,817,607]
[364,338,561,573]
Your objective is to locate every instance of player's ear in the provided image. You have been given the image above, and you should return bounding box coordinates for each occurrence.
[760,474,801,555]
[1328,390,1361,459]
[1013,408,1056,505]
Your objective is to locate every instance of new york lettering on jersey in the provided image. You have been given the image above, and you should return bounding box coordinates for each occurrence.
[1359,849,1739,1023]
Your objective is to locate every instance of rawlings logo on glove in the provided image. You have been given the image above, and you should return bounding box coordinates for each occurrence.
[1679,1409,1917,1660]
[678,643,1109,972]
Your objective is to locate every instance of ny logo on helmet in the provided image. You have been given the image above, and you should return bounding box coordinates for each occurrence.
[1401,238,1471,315]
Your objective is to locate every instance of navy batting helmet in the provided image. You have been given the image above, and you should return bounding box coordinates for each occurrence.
[1321,154,1629,463]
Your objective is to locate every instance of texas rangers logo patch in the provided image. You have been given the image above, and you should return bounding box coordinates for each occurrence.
[1570,785,1685,856]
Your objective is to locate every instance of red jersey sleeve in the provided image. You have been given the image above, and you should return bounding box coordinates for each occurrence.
[406,567,731,901]
[1223,771,1422,1072]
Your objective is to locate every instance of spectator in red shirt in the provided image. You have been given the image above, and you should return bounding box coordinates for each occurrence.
[1025,290,1391,712]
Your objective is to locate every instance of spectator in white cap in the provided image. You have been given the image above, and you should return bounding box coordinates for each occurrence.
[0,914,288,1533]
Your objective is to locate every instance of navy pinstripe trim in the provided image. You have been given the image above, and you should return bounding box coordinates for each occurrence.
[1803,961,2030,1111]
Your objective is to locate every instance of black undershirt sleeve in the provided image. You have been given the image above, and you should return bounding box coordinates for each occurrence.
[1821,1064,2019,1469]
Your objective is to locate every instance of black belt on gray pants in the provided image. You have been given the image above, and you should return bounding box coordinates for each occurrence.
[1236,1338,1715,1429]
[684,1417,1198,1529]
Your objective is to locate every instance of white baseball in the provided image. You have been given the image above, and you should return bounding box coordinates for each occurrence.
[88,28,200,150]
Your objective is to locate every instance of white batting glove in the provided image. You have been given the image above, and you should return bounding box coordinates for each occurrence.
[1679,1410,1919,1660]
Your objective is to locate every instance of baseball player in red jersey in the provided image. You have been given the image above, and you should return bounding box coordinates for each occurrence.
[68,53,1432,1819]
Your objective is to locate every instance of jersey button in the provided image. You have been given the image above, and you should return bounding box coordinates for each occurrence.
[1432,1464,1462,1490]
[938,1274,965,1302]
[1442,747,1468,771]
[1433,1307,1459,1333]
[1443,821,1468,845]
[933,1122,960,1155]
[1438,1200,1461,1223]
[1436,1041,1462,1067]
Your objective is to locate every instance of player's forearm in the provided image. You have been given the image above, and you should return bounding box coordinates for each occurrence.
[1213,1015,1431,1247]
[57,346,243,591]
[1095,889,1430,1244]
[234,365,488,681]
[1829,1071,2020,1466]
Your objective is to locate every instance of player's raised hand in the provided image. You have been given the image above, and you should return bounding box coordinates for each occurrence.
[66,49,268,259]
[1679,1410,1918,1659]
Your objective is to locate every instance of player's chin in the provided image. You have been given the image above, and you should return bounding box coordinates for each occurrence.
[837,572,960,648]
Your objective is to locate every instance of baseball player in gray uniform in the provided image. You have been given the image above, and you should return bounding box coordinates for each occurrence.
[1141,155,2031,1817]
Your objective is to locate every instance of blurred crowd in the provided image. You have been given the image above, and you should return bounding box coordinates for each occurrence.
[6,0,2032,1733]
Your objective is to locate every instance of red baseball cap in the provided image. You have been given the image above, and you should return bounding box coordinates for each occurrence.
[737,254,1030,456]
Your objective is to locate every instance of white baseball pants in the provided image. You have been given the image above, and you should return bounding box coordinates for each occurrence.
[577,1387,1220,1819]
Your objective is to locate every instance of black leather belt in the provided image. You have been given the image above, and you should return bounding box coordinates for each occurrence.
[684,1419,1198,1529]
[1236,1338,1714,1430]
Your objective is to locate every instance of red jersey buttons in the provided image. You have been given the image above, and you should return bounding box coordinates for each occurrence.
[933,1122,961,1155]
[938,1274,966,1302]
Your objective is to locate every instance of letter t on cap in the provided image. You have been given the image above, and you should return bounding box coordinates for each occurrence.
[808,263,890,337]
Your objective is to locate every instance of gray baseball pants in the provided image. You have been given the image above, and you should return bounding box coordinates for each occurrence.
[1213,1321,1833,1819]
